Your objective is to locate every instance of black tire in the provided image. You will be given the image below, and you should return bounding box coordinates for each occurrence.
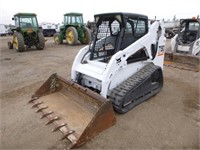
[53,33,62,44]
[7,41,13,49]
[66,27,78,45]
[13,32,25,52]
[80,27,91,44]
[165,29,175,39]
[36,31,45,50]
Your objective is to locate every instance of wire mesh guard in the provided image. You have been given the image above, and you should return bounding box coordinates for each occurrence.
[90,20,120,60]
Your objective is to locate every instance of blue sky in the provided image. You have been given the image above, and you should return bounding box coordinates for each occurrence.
[0,0,199,24]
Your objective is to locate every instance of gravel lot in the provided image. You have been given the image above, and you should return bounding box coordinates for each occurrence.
[0,36,199,149]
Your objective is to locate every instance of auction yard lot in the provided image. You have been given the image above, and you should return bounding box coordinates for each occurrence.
[0,36,199,149]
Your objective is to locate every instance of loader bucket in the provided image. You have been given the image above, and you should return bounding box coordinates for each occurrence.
[29,74,116,149]
[164,52,200,72]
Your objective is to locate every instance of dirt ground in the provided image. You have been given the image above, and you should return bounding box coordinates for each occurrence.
[0,36,199,149]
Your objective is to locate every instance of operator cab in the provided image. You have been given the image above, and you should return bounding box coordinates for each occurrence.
[178,18,200,44]
[89,12,149,63]
[13,13,38,29]
[64,12,84,25]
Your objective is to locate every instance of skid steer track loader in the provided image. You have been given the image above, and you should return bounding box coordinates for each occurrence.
[165,17,200,71]
[29,12,166,148]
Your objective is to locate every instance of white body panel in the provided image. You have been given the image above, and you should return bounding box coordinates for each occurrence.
[177,45,190,52]
[192,39,200,55]
[71,21,165,98]
[40,23,56,30]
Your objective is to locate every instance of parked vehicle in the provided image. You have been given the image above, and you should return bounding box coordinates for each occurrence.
[53,12,91,45]
[164,17,200,71]
[0,24,7,36]
[171,18,200,56]
[7,13,45,52]
[40,22,56,37]
[30,12,166,148]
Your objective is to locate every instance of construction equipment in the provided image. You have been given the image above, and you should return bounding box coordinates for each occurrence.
[40,22,57,37]
[30,12,166,148]
[165,17,200,71]
[7,13,45,52]
[171,18,200,55]
[53,12,91,45]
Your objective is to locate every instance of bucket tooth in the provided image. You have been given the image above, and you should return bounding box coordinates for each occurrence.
[61,130,75,140]
[67,143,76,150]
[52,123,66,132]
[35,106,48,112]
[28,97,39,103]
[40,111,53,119]
[32,101,43,108]
[46,116,59,125]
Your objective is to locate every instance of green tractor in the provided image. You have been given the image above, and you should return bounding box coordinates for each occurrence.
[8,13,45,52]
[54,12,91,45]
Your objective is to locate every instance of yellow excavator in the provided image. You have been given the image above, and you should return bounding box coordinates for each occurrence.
[29,12,166,148]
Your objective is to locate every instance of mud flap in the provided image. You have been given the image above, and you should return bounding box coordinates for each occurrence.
[29,74,116,149]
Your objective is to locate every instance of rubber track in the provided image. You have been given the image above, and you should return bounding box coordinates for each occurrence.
[109,62,160,111]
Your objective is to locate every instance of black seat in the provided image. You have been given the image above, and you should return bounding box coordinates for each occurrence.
[188,31,197,42]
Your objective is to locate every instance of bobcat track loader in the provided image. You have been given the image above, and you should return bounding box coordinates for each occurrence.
[165,17,200,71]
[29,12,165,149]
